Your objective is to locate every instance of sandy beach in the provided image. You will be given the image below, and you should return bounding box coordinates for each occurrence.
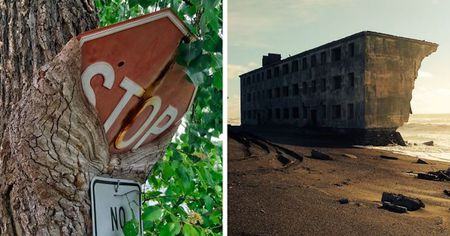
[228,126,450,235]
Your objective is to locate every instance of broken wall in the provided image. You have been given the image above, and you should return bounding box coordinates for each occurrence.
[363,34,438,129]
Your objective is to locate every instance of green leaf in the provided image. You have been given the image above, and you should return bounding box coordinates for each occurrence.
[143,206,163,222]
[189,54,212,74]
[140,0,158,8]
[185,70,205,86]
[209,210,221,225]
[123,219,139,236]
[182,223,199,236]
[129,0,156,8]
[144,190,161,200]
[162,163,175,181]
[204,195,214,211]
[213,69,222,90]
[128,0,140,8]
[160,222,181,236]
[177,41,203,67]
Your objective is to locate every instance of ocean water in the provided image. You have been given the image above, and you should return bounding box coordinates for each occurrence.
[365,114,450,163]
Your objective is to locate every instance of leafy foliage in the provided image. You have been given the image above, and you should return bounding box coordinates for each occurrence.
[95,0,223,235]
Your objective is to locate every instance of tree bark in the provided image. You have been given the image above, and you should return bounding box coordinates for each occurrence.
[0,1,97,234]
[0,1,175,235]
[0,0,97,137]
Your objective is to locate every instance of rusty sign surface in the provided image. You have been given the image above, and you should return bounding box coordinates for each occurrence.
[78,9,196,154]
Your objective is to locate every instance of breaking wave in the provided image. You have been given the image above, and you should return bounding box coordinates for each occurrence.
[365,114,450,162]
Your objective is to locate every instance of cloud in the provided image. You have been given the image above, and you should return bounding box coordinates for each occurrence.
[228,62,259,80]
[418,70,433,79]
[229,0,351,40]
[411,86,450,114]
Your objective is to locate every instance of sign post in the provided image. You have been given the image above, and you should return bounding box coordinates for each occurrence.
[90,177,142,236]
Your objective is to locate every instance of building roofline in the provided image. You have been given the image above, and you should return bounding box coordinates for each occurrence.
[239,31,438,77]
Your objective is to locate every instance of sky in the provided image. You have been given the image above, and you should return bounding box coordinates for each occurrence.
[227,0,450,123]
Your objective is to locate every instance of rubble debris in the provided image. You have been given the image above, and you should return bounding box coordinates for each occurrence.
[339,198,349,204]
[343,153,358,159]
[417,173,439,180]
[416,159,428,164]
[310,150,333,160]
[382,201,408,213]
[380,155,398,160]
[276,152,292,165]
[444,190,450,197]
[381,192,425,211]
[423,141,434,146]
[417,168,450,181]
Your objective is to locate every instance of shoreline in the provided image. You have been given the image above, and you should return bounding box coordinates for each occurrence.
[228,126,450,235]
[361,145,450,163]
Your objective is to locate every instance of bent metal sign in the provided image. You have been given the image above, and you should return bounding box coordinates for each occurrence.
[77,9,196,154]
[81,9,195,236]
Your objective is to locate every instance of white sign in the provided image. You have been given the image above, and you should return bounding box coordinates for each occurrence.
[90,176,142,236]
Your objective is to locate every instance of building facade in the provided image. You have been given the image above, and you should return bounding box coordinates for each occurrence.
[240,31,437,143]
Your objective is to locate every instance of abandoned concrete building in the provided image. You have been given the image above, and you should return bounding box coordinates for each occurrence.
[240,31,438,145]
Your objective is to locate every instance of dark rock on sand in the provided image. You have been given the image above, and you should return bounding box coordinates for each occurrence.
[416,159,428,164]
[380,155,399,160]
[418,168,450,181]
[382,201,408,213]
[276,152,292,165]
[417,173,440,180]
[423,141,434,146]
[444,190,450,197]
[381,192,425,211]
[339,198,349,204]
[311,149,333,160]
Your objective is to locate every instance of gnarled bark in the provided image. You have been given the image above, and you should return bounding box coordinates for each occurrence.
[0,0,97,138]
[0,1,175,235]
[1,2,97,234]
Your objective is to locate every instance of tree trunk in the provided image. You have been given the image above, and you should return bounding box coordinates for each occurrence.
[0,1,174,235]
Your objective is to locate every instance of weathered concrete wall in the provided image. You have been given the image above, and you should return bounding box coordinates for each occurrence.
[240,31,438,143]
[300,36,366,129]
[240,34,367,128]
[363,34,438,128]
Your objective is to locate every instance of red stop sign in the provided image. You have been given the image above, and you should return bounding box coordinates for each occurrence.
[77,9,196,154]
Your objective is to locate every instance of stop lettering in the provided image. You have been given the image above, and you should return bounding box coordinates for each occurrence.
[77,9,196,154]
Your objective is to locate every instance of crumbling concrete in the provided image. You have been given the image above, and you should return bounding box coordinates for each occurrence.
[240,31,438,145]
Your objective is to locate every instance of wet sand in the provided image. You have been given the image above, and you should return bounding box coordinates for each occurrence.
[228,126,450,236]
